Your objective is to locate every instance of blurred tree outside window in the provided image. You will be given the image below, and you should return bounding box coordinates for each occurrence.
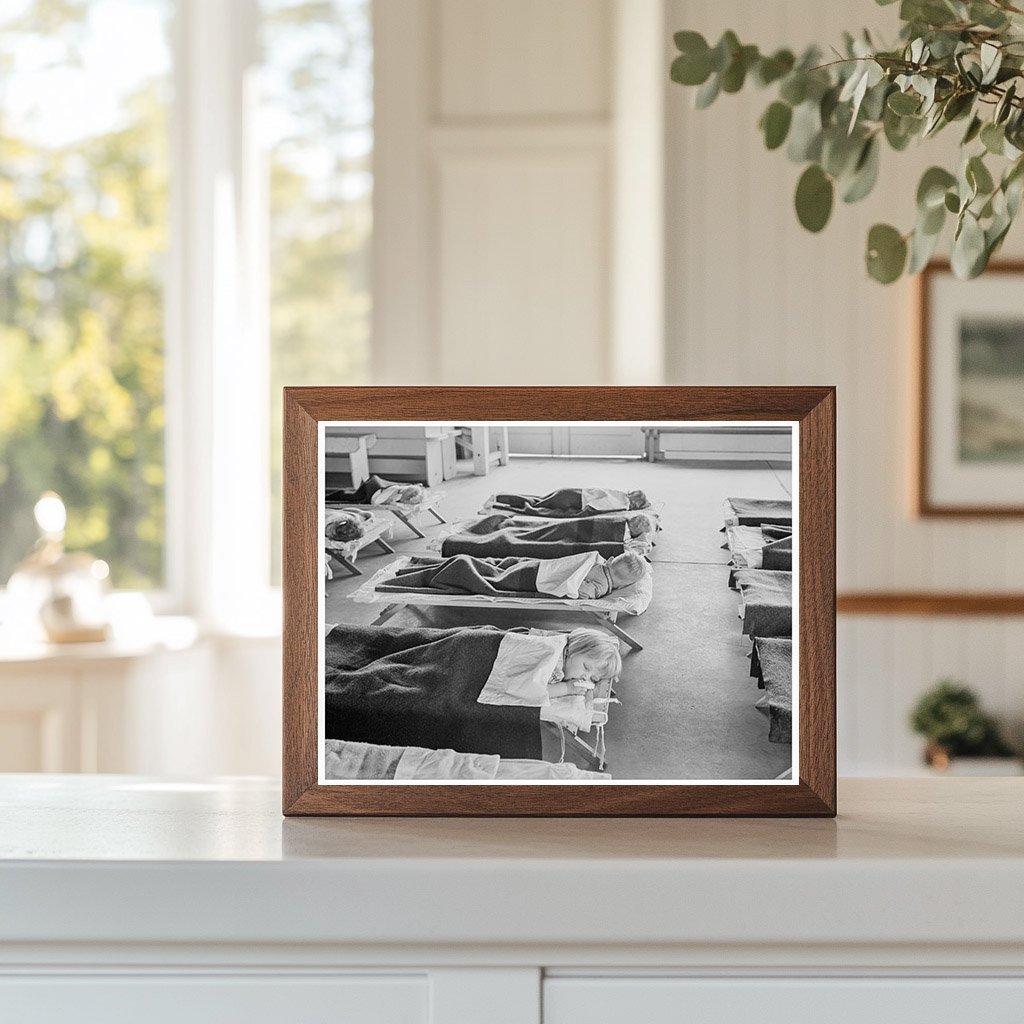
[0,0,172,590]
[262,0,372,582]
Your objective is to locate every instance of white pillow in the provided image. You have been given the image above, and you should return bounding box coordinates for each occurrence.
[477,631,567,707]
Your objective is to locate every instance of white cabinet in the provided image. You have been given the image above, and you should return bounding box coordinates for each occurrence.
[2,777,1022,1024]
[1,975,428,1024]
[544,977,1024,1024]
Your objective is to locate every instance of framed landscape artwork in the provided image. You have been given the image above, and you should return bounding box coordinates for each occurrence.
[917,262,1024,516]
[282,387,836,817]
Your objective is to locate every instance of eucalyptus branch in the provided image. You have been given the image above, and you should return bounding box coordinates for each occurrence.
[670,0,1024,283]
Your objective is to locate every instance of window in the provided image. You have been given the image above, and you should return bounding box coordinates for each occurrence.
[0,0,172,589]
[261,0,372,579]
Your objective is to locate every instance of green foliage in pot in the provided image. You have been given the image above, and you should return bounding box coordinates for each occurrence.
[909,680,1015,756]
[670,0,1024,283]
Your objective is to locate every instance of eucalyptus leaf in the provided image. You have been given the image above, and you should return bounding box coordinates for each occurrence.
[908,221,942,273]
[795,164,834,232]
[842,137,880,203]
[981,121,1005,155]
[760,101,793,150]
[866,223,908,283]
[754,49,795,87]
[787,101,823,162]
[888,90,921,115]
[951,211,987,278]
[694,73,721,109]
[967,154,995,195]
[917,166,957,210]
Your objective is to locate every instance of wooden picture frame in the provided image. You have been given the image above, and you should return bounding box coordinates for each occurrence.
[283,387,836,817]
[916,260,1024,517]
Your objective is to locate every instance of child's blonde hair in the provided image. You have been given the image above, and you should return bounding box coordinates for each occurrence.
[563,628,622,682]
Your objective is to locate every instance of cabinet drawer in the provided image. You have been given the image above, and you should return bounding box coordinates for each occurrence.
[0,974,427,1024]
[544,977,1024,1024]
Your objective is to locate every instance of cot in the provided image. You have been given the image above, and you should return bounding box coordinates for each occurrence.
[732,568,792,638]
[350,555,654,652]
[429,516,654,559]
[479,499,662,535]
[324,517,395,578]
[325,490,448,538]
[750,636,793,744]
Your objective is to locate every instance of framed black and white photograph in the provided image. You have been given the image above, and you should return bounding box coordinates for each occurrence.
[283,387,836,816]
[917,262,1024,517]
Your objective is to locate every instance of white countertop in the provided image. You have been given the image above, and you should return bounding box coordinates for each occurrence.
[2,775,1022,952]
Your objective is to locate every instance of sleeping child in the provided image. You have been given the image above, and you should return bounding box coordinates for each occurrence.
[324,508,374,543]
[378,550,647,601]
[326,474,426,506]
[441,514,649,559]
[491,487,649,518]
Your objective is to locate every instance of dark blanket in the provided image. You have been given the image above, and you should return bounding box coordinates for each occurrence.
[379,554,551,599]
[724,497,793,527]
[734,569,792,638]
[324,623,541,758]
[762,534,793,571]
[442,517,627,560]
[325,474,387,505]
[492,488,635,518]
[751,637,793,744]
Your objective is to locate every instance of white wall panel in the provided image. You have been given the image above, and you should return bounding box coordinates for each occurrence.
[437,151,608,384]
[665,0,1024,773]
[437,0,610,120]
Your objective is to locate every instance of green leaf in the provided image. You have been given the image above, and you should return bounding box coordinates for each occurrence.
[760,101,792,150]
[754,49,795,87]
[842,137,880,203]
[969,2,1009,29]
[779,74,807,106]
[822,129,863,178]
[951,212,987,278]
[980,41,1002,86]
[942,92,974,123]
[671,32,712,86]
[917,166,957,210]
[944,190,961,213]
[995,83,1017,125]
[694,73,721,109]
[962,115,983,145]
[721,44,758,93]
[866,223,908,283]
[908,221,943,273]
[967,155,995,196]
[710,31,740,73]
[888,91,921,116]
[795,164,834,232]
[981,122,1005,155]
[787,101,823,162]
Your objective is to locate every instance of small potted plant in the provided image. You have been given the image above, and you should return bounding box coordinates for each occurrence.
[910,680,1018,772]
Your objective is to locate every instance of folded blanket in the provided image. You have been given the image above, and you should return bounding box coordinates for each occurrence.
[442,517,628,560]
[733,569,792,638]
[324,623,541,758]
[725,524,793,572]
[752,637,793,743]
[492,487,645,518]
[377,552,600,600]
[723,497,793,528]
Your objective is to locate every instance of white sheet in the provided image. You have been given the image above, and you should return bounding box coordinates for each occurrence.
[477,631,565,707]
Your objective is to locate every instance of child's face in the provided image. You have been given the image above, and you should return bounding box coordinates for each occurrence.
[563,649,603,682]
